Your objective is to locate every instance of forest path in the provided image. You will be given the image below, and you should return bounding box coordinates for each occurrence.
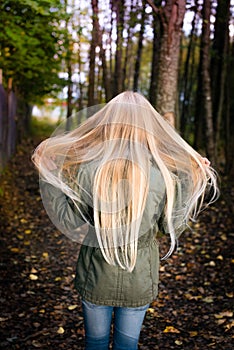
[0,138,233,350]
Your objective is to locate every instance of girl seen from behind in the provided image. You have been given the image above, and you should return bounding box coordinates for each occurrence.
[32,91,218,350]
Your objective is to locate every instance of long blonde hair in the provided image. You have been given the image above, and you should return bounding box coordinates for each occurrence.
[32,91,219,271]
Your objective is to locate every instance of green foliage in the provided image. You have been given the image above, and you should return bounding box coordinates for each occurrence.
[30,116,57,138]
[0,0,69,103]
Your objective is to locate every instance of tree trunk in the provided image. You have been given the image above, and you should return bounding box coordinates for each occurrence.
[66,61,73,130]
[153,0,186,117]
[0,73,7,171]
[211,0,230,158]
[133,0,146,91]
[122,0,135,90]
[87,0,99,107]
[98,29,112,102]
[180,2,198,137]
[7,79,17,158]
[77,27,84,115]
[200,0,215,162]
[112,0,125,97]
[109,1,114,79]
[149,0,163,107]
[225,42,234,176]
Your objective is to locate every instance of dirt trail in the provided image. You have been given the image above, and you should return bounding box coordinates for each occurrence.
[0,138,233,349]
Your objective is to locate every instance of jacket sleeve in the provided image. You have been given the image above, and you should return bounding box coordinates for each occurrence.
[39,166,92,241]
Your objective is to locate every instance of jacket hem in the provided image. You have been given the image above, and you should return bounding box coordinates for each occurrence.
[75,287,157,307]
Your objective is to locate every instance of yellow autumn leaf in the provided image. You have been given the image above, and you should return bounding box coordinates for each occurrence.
[189,331,198,337]
[57,326,65,334]
[31,268,38,274]
[175,340,183,345]
[185,293,202,301]
[147,308,155,314]
[68,304,78,310]
[226,292,233,298]
[42,252,49,259]
[216,319,226,325]
[24,229,31,234]
[225,321,234,331]
[202,296,214,303]
[215,311,233,318]
[221,234,227,241]
[163,326,180,333]
[29,274,38,280]
[216,255,223,260]
[10,247,20,253]
[20,218,27,223]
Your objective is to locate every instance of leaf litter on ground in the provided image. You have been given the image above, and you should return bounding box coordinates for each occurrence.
[0,138,233,349]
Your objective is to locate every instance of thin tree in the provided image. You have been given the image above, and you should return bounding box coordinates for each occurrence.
[87,0,99,107]
[225,35,234,175]
[133,0,146,92]
[200,0,215,162]
[122,0,135,90]
[112,0,125,97]
[149,0,162,107]
[211,0,230,158]
[98,27,112,101]
[147,0,186,123]
[180,1,199,137]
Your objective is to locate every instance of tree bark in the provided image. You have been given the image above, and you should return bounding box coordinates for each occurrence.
[87,0,99,107]
[149,0,163,107]
[98,29,112,102]
[225,42,234,176]
[152,0,186,117]
[211,0,230,157]
[66,61,73,130]
[0,74,7,171]
[200,0,215,162]
[122,0,135,90]
[112,0,125,97]
[180,2,198,137]
[133,0,146,92]
[7,79,16,158]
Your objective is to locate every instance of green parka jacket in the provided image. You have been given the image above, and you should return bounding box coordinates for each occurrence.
[40,160,166,307]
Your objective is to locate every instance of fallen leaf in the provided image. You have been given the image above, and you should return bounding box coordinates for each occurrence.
[57,326,65,334]
[31,268,38,274]
[216,319,226,325]
[163,326,180,333]
[10,247,20,253]
[68,304,78,310]
[216,255,223,260]
[214,311,233,318]
[189,331,198,337]
[225,321,234,331]
[42,252,49,259]
[29,274,38,280]
[202,296,214,303]
[175,340,183,345]
[32,340,43,348]
[54,277,62,281]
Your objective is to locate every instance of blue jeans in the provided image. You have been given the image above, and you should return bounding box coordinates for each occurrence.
[82,300,149,350]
